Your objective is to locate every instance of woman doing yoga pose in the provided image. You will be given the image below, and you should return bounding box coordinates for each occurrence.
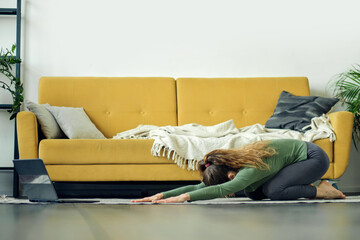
[132,139,346,203]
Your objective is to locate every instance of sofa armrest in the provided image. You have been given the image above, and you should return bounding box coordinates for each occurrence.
[16,111,39,159]
[328,111,354,178]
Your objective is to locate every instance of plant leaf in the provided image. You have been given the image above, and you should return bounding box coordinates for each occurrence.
[332,64,360,149]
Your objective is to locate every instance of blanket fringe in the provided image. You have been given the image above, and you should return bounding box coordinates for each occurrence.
[151,143,199,171]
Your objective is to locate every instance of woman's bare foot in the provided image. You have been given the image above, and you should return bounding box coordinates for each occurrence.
[315,181,346,199]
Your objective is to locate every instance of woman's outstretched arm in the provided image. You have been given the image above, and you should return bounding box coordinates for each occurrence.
[131,193,165,203]
[131,182,205,202]
[156,167,270,203]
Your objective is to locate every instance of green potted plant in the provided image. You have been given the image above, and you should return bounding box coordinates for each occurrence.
[0,44,23,120]
[331,64,360,150]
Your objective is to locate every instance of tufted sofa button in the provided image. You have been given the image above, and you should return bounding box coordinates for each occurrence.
[209,111,214,115]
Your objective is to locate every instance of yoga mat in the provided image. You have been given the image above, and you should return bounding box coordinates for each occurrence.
[1,195,360,205]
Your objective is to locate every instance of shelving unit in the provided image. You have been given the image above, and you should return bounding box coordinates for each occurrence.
[0,4,21,80]
[0,0,22,197]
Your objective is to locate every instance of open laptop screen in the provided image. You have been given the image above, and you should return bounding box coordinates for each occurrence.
[13,159,59,202]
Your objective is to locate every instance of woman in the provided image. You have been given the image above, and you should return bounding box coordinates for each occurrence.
[132,139,346,203]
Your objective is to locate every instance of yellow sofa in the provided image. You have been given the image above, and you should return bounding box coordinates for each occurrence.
[17,77,354,187]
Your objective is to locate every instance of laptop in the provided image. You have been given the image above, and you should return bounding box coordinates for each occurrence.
[13,159,99,203]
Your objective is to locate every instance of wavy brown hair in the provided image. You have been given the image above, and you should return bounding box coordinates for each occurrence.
[198,141,277,186]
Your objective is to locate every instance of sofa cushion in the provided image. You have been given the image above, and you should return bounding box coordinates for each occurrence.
[41,139,332,181]
[176,77,310,128]
[39,139,176,165]
[46,106,106,139]
[24,100,65,139]
[39,138,333,164]
[265,91,338,132]
[38,77,177,138]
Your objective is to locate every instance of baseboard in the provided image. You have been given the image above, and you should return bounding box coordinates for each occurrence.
[338,185,360,194]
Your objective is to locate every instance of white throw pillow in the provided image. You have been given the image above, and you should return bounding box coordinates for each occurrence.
[24,100,65,139]
[46,106,106,139]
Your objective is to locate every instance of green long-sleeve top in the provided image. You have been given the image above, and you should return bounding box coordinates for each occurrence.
[162,139,307,201]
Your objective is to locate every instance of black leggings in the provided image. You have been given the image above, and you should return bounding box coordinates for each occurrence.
[244,142,330,200]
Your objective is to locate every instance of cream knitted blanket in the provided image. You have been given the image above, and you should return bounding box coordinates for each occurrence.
[113,114,336,171]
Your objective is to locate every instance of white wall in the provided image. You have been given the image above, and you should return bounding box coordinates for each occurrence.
[23,0,360,98]
[1,0,360,190]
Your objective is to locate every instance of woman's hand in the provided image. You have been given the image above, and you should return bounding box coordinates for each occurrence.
[131,193,164,203]
[153,193,190,203]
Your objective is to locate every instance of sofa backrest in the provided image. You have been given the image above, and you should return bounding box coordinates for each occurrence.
[39,76,310,137]
[39,77,177,138]
[176,77,310,128]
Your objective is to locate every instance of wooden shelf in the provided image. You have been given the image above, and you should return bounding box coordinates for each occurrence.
[0,8,17,15]
[0,104,13,109]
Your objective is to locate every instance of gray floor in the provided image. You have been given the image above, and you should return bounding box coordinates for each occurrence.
[1,203,360,240]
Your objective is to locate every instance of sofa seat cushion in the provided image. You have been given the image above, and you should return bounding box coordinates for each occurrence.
[39,139,175,165]
[39,138,334,165]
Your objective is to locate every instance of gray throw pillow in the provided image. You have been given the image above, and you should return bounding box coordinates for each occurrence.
[46,106,106,139]
[24,100,65,139]
[265,91,338,132]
